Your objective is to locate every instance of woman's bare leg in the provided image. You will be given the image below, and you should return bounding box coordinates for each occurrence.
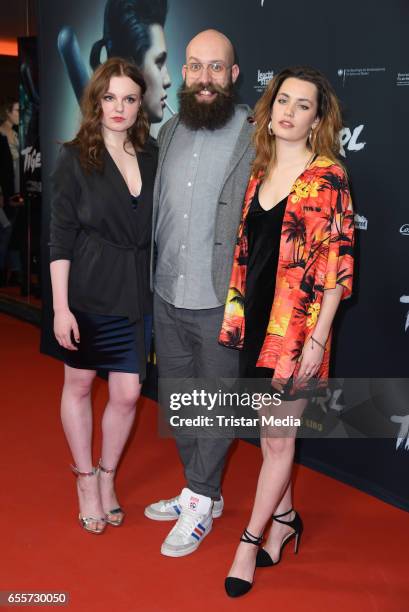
[61,364,103,529]
[227,398,307,582]
[98,372,141,516]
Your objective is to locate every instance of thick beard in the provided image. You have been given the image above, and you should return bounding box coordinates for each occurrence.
[178,81,236,130]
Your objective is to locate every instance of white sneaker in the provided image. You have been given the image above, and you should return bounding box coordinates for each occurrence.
[144,492,224,521]
[160,488,213,557]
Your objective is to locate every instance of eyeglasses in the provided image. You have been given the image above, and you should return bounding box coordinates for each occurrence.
[185,61,231,75]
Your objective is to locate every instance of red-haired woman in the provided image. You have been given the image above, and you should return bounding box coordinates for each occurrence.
[49,58,157,534]
[220,66,354,596]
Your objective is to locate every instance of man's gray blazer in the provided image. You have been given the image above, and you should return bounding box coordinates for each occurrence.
[151,104,255,304]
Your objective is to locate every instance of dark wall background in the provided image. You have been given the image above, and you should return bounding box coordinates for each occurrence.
[0,56,19,99]
[38,0,409,510]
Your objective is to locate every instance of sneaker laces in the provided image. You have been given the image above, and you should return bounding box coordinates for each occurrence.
[174,509,201,538]
[161,496,179,510]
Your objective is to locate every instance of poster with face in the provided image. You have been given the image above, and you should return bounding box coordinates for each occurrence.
[55,2,171,134]
[57,1,172,125]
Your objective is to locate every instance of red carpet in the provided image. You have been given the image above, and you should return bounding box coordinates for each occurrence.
[1,313,408,611]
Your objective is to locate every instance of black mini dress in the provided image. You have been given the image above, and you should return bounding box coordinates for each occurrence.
[240,186,286,380]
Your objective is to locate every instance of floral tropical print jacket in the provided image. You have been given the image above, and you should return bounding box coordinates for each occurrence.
[219,156,355,383]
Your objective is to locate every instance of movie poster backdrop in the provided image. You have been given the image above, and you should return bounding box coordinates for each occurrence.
[38,0,409,510]
[18,35,41,296]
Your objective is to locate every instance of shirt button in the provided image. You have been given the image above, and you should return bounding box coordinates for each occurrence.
[193,153,198,158]
[180,274,184,278]
[183,214,188,219]
[181,244,186,250]
[187,181,192,187]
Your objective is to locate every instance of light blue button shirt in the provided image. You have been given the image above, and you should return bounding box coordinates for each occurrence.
[155,108,247,309]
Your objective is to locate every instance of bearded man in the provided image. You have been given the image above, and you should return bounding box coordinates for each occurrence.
[146,29,254,557]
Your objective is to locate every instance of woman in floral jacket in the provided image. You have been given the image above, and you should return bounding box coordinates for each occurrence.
[221,66,354,597]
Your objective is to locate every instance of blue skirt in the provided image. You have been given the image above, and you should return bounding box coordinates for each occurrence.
[62,310,152,374]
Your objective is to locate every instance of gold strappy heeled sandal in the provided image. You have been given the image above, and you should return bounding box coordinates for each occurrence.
[71,465,106,535]
[98,460,125,527]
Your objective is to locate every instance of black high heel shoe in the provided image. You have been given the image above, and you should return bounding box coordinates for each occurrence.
[225,529,263,598]
[256,508,303,567]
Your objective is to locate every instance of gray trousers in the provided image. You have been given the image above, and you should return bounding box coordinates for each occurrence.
[154,292,239,499]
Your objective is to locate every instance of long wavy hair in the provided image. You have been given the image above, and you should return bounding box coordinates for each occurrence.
[252,66,343,176]
[68,57,149,171]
